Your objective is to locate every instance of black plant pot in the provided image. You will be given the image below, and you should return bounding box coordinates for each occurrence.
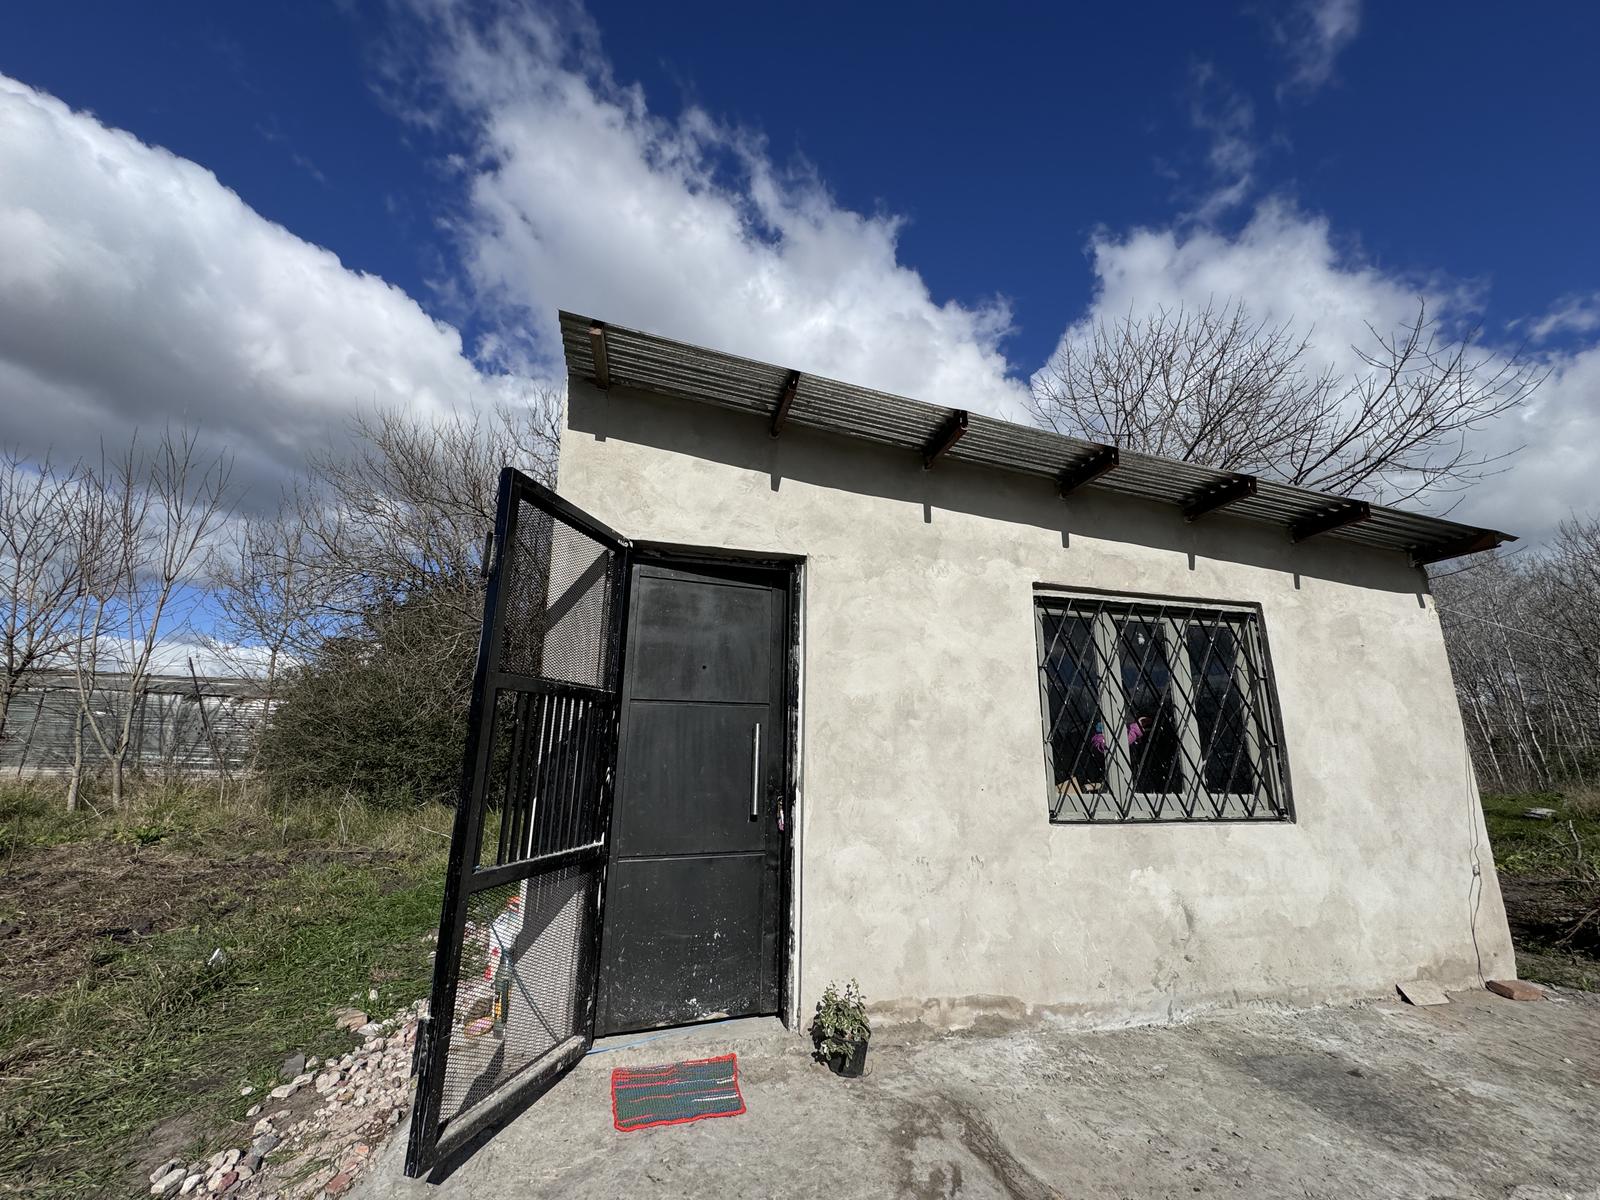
[826,1038,868,1078]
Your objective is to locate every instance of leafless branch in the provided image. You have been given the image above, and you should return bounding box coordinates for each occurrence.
[1028,298,1543,504]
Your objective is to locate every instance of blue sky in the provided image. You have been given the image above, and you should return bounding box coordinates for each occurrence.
[2,0,1598,546]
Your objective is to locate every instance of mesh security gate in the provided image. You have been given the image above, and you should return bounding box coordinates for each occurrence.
[406,469,630,1176]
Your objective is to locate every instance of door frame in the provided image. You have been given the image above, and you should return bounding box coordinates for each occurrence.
[598,542,805,1031]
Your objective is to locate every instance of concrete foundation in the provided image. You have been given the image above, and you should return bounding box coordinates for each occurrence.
[557,380,1516,1028]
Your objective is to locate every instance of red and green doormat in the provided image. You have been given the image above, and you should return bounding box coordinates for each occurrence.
[610,1053,746,1131]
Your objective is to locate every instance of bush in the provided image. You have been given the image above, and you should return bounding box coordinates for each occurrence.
[257,590,477,806]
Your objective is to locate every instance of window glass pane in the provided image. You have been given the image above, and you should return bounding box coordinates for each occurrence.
[1116,618,1182,797]
[1041,612,1105,796]
[1185,624,1257,795]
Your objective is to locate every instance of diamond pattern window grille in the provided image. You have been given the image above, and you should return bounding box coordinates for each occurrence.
[1035,594,1292,823]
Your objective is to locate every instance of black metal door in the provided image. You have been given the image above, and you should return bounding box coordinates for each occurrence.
[406,469,629,1177]
[596,560,787,1035]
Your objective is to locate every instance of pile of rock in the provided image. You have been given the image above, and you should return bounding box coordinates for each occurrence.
[149,999,425,1199]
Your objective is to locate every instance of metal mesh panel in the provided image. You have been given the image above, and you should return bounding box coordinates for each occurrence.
[439,866,592,1125]
[499,499,617,688]
[410,471,628,1177]
[476,690,610,869]
[1037,595,1291,823]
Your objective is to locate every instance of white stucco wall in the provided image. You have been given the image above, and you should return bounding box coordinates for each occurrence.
[560,379,1516,1028]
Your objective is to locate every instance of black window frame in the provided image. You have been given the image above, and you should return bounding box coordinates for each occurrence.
[1034,587,1294,824]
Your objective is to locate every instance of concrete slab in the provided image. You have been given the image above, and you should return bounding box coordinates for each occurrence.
[586,1015,793,1066]
[1395,979,1450,1006]
[359,989,1600,1199]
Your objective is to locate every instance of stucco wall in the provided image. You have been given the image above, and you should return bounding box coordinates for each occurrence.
[559,379,1516,1027]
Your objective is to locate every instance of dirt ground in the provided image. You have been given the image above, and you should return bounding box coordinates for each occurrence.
[360,988,1600,1200]
[0,839,402,1000]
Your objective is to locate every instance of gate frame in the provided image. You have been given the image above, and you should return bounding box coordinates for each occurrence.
[405,469,633,1178]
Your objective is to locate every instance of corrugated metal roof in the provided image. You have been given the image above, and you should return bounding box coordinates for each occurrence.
[559,311,1515,565]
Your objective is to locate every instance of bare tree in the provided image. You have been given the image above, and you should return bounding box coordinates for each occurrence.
[1437,520,1600,795]
[1029,299,1543,504]
[292,399,560,629]
[63,474,119,813]
[249,398,559,799]
[0,450,91,743]
[71,429,234,807]
[203,513,332,772]
[1543,514,1600,731]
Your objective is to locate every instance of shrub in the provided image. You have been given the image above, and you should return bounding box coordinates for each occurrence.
[257,589,477,806]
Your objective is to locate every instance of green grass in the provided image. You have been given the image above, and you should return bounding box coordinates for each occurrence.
[1480,789,1600,992]
[1480,790,1600,878]
[0,780,450,1199]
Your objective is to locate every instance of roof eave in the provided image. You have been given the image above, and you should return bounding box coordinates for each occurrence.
[558,310,1514,566]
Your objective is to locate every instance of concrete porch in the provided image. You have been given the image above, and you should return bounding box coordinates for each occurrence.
[361,990,1599,1199]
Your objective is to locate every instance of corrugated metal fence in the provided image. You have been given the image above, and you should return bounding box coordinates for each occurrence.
[0,674,270,777]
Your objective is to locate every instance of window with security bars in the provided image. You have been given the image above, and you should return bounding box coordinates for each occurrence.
[1035,593,1291,823]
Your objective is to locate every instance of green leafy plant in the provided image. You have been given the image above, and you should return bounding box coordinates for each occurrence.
[113,822,168,847]
[811,978,869,1060]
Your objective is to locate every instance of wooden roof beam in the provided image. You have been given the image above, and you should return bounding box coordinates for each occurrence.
[1056,444,1119,498]
[1181,473,1257,522]
[1409,530,1509,567]
[769,370,800,438]
[1289,500,1371,543]
[589,323,611,390]
[922,410,969,469]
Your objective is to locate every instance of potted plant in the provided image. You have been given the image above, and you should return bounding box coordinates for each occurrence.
[811,979,870,1077]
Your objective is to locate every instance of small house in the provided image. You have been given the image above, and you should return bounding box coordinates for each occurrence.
[406,312,1517,1172]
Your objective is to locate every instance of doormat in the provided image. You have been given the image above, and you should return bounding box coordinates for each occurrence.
[611,1053,745,1132]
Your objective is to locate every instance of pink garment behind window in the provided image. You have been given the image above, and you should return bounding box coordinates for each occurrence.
[1090,721,1145,754]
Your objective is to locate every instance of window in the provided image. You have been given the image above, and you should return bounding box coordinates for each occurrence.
[1035,592,1291,823]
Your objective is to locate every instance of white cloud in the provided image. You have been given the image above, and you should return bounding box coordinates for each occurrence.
[1045,199,1594,543]
[1475,344,1600,539]
[1185,63,1259,221]
[386,2,1593,545]
[2,12,1587,556]
[147,635,282,680]
[1527,292,1600,343]
[1071,200,1447,378]
[1267,0,1363,95]
[397,2,1030,422]
[0,74,529,509]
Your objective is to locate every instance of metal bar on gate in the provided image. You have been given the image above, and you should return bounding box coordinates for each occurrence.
[556,700,575,851]
[503,693,529,864]
[467,841,609,892]
[563,698,586,852]
[495,692,527,866]
[526,692,555,858]
[576,701,598,844]
[558,695,578,854]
